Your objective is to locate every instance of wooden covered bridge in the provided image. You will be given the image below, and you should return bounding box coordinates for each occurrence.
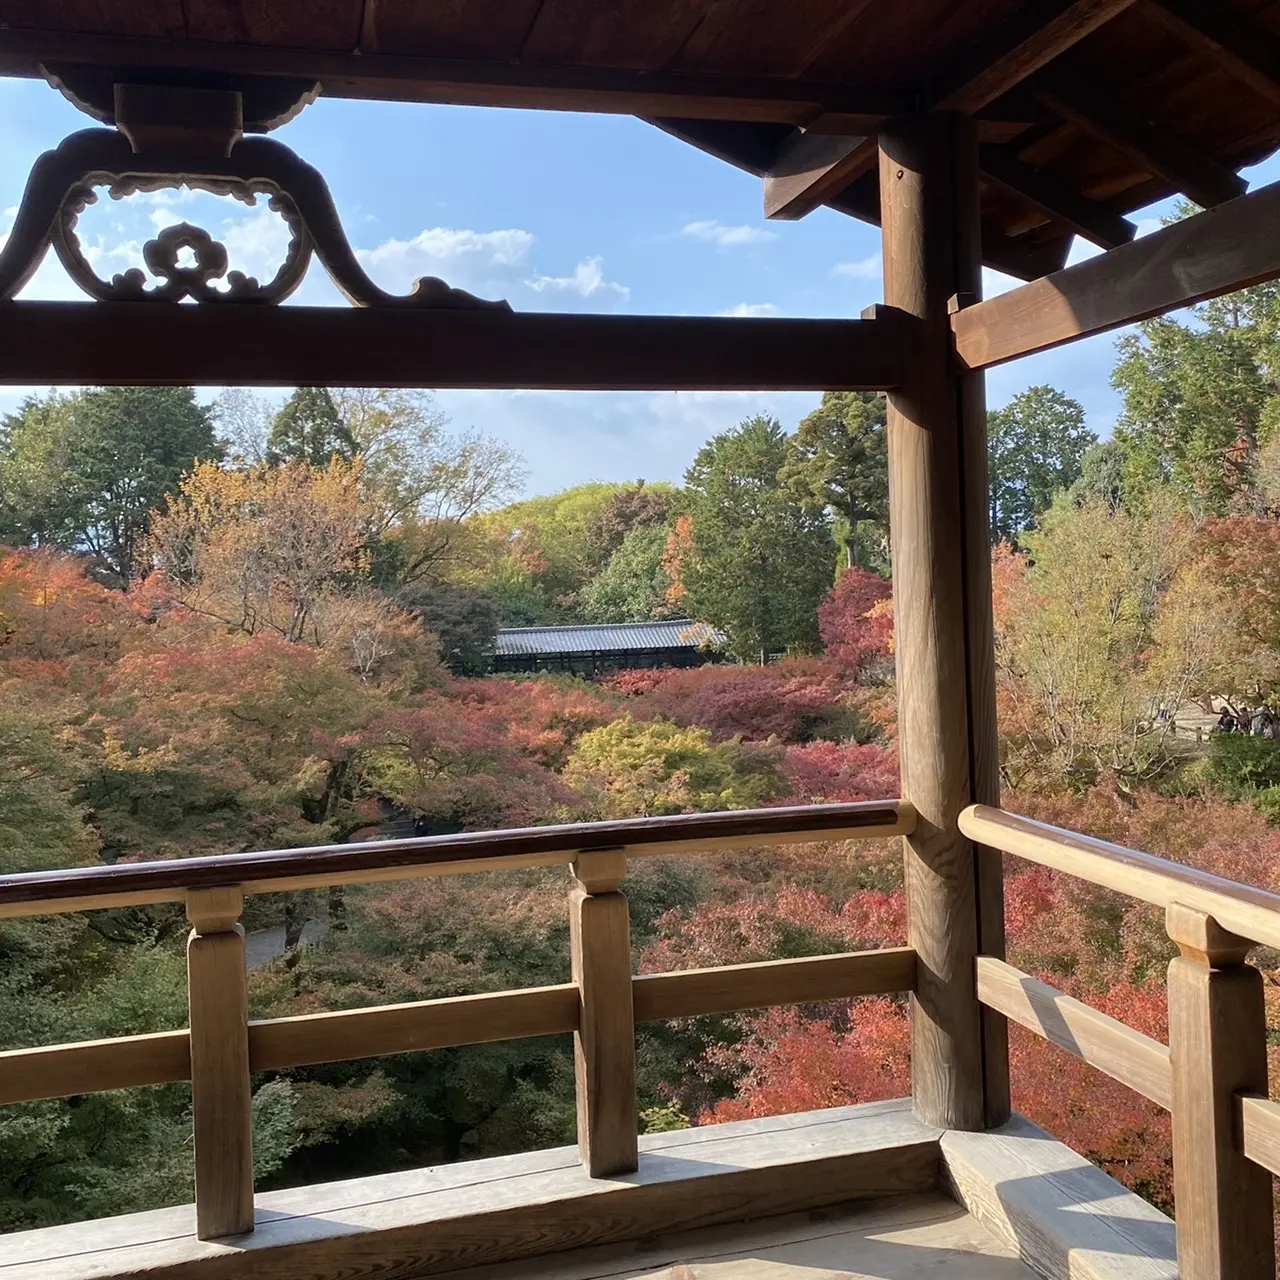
[3,1,1280,1276]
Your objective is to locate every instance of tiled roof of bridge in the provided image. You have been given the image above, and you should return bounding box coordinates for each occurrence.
[494,619,725,657]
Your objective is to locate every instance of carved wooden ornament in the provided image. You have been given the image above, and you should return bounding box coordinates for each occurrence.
[0,128,510,310]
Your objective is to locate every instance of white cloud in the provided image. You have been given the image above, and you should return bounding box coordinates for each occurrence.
[362,227,535,269]
[832,253,881,280]
[681,219,777,248]
[718,302,783,318]
[528,255,630,302]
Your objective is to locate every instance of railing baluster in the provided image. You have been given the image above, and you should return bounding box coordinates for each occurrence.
[1166,902,1273,1280]
[568,850,638,1177]
[186,886,254,1239]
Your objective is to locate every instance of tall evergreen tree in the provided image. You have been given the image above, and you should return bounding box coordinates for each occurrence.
[0,386,217,586]
[782,392,887,568]
[266,388,357,467]
[987,385,1094,544]
[680,415,835,662]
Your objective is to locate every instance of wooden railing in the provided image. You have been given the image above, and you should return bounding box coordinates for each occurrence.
[0,800,916,1241]
[961,803,1280,1280]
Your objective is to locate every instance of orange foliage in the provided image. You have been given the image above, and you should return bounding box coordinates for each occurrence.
[0,546,141,664]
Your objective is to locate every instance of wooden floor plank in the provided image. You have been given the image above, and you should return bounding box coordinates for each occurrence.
[449,1191,1039,1278]
[3,1100,943,1280]
[941,1114,1177,1280]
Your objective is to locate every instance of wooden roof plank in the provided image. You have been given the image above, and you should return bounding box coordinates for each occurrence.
[952,177,1280,369]
[761,0,1138,227]
[1149,0,1280,109]
[1031,64,1246,208]
[0,301,911,391]
[0,29,908,124]
[979,143,1137,247]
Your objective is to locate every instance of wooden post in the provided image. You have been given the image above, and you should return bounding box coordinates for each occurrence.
[1166,903,1273,1280]
[879,112,1000,1132]
[568,850,638,1177]
[186,886,254,1239]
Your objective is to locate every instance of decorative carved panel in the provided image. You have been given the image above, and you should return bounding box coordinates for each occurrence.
[0,127,510,311]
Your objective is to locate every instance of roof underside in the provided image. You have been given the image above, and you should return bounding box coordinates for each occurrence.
[2,1,1279,281]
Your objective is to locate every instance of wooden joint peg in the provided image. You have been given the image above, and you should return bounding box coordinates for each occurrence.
[1166,903,1272,1280]
[185,886,255,1239]
[568,851,638,1177]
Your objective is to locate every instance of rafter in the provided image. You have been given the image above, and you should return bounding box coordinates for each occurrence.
[1031,65,1245,209]
[1149,0,1280,108]
[762,0,1138,222]
[0,27,905,127]
[978,145,1136,249]
[952,178,1280,369]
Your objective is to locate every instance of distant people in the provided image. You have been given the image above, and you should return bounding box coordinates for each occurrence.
[1216,708,1237,734]
[413,816,430,837]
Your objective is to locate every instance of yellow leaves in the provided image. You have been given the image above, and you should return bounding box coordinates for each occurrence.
[146,459,374,645]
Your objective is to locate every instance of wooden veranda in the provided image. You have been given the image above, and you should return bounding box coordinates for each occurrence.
[2,2,1280,1277]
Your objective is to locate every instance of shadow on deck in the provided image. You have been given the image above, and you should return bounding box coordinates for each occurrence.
[3,1100,1175,1280]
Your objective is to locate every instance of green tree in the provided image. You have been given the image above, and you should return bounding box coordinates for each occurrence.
[681,415,836,662]
[0,387,217,586]
[783,392,887,568]
[1112,318,1268,514]
[404,583,500,675]
[267,388,357,467]
[579,525,675,623]
[583,480,675,574]
[987,385,1095,544]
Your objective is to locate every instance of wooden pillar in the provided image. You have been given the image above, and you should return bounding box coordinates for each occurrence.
[1166,903,1273,1280]
[187,886,254,1239]
[879,112,1002,1132]
[569,850,638,1177]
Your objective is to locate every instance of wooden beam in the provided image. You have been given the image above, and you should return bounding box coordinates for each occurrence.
[763,0,1137,223]
[975,957,1172,1108]
[633,948,917,1022]
[248,984,581,1072]
[0,302,911,393]
[1239,1093,1280,1177]
[933,0,1141,114]
[1150,0,1280,109]
[1032,65,1245,209]
[764,134,876,220]
[952,179,1280,369]
[979,144,1136,248]
[0,28,906,126]
[0,1030,190,1105]
[960,804,1280,951]
[881,114,988,1132]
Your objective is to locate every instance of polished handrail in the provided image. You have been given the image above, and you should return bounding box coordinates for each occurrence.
[961,803,1280,951]
[0,800,914,920]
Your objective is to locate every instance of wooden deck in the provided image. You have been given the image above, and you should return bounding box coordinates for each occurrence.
[454,1192,1037,1279]
[2,1102,1176,1280]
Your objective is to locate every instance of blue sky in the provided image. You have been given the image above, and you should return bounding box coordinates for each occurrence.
[3,75,1278,497]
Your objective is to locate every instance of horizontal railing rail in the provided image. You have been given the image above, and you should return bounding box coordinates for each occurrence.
[0,800,914,919]
[961,803,1280,950]
[0,947,919,1106]
[0,799,916,1242]
[963,802,1280,1276]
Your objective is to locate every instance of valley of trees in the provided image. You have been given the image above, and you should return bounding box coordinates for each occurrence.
[2,277,1280,1235]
